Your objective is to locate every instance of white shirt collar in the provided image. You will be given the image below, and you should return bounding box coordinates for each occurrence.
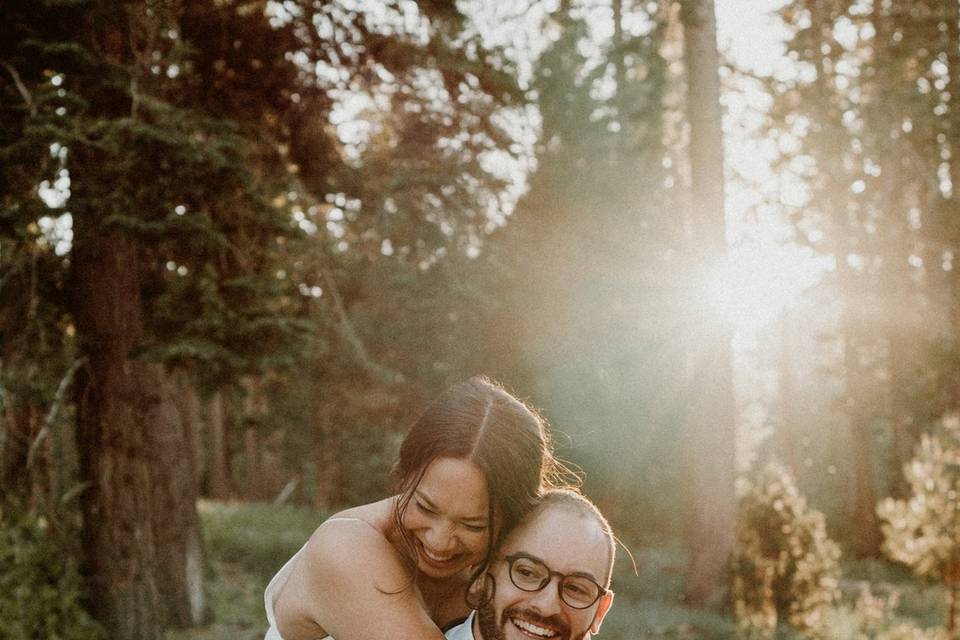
[443,610,477,640]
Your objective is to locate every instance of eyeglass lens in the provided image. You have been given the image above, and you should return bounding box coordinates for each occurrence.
[508,555,601,609]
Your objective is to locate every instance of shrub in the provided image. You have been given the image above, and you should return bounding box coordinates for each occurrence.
[814,584,947,640]
[733,463,841,637]
[0,506,104,640]
[877,416,960,632]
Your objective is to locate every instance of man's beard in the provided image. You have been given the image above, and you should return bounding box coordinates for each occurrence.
[475,602,584,640]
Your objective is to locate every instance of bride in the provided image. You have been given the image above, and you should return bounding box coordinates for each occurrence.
[264,376,562,640]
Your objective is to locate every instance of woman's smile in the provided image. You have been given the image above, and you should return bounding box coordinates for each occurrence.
[415,538,465,569]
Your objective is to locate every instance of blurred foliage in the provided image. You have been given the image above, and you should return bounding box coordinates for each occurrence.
[0,503,104,640]
[814,584,947,640]
[878,416,960,630]
[733,463,841,637]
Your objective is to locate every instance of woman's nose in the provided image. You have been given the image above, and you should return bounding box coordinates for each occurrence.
[423,521,458,551]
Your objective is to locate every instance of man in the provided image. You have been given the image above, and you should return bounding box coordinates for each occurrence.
[445,489,616,640]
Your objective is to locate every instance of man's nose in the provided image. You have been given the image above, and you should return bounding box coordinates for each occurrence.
[527,578,564,617]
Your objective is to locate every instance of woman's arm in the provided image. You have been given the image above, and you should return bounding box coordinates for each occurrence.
[274,518,449,640]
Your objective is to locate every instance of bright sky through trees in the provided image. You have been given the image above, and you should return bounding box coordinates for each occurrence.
[710,0,826,336]
[474,0,827,337]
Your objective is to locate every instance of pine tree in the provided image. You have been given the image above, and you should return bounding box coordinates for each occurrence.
[1,1,311,635]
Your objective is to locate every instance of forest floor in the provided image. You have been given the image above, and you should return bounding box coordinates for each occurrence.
[167,501,949,640]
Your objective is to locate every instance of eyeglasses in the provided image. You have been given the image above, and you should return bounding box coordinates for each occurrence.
[504,553,606,609]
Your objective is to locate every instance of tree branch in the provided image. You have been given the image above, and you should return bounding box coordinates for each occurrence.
[320,269,406,386]
[26,357,88,468]
[1,61,37,117]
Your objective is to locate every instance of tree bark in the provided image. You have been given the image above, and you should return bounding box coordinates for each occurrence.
[160,374,208,626]
[678,0,737,607]
[840,328,882,558]
[71,224,207,636]
[243,426,259,499]
[71,229,165,639]
[175,375,205,492]
[775,310,800,473]
[944,0,960,410]
[206,391,232,499]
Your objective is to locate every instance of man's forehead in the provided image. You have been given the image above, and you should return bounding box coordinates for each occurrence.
[501,506,608,576]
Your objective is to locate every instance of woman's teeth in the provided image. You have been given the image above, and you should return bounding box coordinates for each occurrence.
[421,544,456,563]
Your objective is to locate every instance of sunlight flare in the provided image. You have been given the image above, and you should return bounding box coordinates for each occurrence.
[706,242,820,335]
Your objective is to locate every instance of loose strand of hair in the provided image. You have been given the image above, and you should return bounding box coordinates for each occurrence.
[379,465,428,596]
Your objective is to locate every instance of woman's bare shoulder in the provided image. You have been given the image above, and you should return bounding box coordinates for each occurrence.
[305,508,408,586]
[274,498,426,640]
[277,500,445,640]
[310,497,396,553]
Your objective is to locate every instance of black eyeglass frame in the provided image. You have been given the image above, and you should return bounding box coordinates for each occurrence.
[503,552,608,610]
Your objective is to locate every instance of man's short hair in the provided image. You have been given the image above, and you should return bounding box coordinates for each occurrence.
[528,488,616,588]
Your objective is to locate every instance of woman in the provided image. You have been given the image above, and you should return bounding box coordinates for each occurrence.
[264,376,560,640]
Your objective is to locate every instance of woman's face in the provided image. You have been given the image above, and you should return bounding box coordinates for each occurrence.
[401,457,491,579]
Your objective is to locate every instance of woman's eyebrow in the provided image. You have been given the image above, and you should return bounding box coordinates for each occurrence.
[415,491,487,524]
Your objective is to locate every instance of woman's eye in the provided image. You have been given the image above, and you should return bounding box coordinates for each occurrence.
[416,501,436,515]
[463,523,486,533]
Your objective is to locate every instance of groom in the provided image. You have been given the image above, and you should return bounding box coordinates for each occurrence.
[444,489,616,640]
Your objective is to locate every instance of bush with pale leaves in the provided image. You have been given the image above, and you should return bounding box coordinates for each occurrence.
[877,418,960,631]
[733,463,841,637]
[813,584,947,640]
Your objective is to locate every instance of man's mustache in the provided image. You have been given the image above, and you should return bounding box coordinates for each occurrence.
[502,605,571,639]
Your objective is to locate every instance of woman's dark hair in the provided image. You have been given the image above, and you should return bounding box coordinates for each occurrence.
[391,375,565,586]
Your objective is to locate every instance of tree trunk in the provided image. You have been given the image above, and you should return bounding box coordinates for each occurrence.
[944,558,959,633]
[244,426,261,500]
[775,310,800,472]
[945,0,960,205]
[71,230,164,639]
[612,0,628,147]
[678,0,736,607]
[149,373,208,627]
[206,391,232,499]
[944,0,960,411]
[71,225,206,637]
[870,0,922,500]
[886,331,918,498]
[841,331,883,558]
[313,400,340,512]
[175,376,205,492]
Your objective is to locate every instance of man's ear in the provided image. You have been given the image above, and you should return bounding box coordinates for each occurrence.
[589,591,614,635]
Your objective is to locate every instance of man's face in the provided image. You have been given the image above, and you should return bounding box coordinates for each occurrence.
[474,507,614,640]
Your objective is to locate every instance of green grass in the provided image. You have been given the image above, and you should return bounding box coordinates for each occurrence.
[170,501,951,640]
[165,500,324,640]
[600,545,735,639]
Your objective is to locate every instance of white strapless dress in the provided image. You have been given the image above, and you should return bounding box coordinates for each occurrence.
[263,542,332,640]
